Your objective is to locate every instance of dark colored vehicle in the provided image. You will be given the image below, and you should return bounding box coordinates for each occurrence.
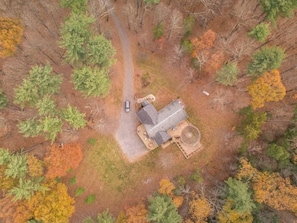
[125,100,130,112]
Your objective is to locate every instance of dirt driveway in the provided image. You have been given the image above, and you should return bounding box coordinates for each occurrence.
[111,11,148,162]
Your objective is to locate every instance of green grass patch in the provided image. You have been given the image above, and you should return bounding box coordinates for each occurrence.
[75,187,85,197]
[69,176,77,185]
[84,135,160,195]
[85,194,96,204]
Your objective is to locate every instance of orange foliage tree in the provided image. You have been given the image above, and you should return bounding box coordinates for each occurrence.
[125,202,149,223]
[28,181,75,223]
[0,17,23,57]
[45,143,83,179]
[247,70,286,109]
[0,197,32,223]
[190,30,224,75]
[185,195,212,223]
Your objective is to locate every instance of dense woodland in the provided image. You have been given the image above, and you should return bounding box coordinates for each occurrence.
[1,0,297,222]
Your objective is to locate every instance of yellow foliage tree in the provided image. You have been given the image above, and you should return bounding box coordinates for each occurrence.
[125,202,148,223]
[237,158,297,215]
[253,171,297,214]
[217,199,253,223]
[0,17,23,57]
[186,195,212,223]
[236,158,258,181]
[28,181,75,223]
[0,165,17,191]
[247,70,286,109]
[27,155,44,177]
[158,178,175,196]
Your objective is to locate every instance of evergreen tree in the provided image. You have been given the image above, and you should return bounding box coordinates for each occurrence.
[36,96,58,117]
[60,0,88,14]
[247,46,285,78]
[248,23,270,42]
[72,66,110,97]
[87,35,115,68]
[18,118,40,138]
[38,116,63,143]
[97,209,115,223]
[147,194,182,223]
[62,104,86,130]
[4,153,28,179]
[216,62,239,86]
[59,12,95,65]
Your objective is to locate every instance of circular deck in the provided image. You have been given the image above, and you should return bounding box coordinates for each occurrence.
[180,125,201,147]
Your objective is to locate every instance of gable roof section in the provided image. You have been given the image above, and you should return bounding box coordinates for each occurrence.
[136,104,158,125]
[141,100,188,141]
[153,131,171,145]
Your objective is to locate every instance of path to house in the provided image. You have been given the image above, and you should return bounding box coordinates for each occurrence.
[111,10,148,162]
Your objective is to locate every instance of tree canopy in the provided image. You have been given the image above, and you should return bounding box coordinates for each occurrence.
[59,12,95,65]
[45,143,83,179]
[247,70,286,109]
[216,62,239,86]
[14,64,62,108]
[260,0,297,23]
[72,66,111,97]
[147,194,182,223]
[247,47,285,78]
[0,16,23,57]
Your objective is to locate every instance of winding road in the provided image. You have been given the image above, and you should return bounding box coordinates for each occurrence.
[111,11,148,162]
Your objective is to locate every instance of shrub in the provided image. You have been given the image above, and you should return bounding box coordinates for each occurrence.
[0,89,8,109]
[85,194,96,204]
[87,138,97,145]
[237,106,267,140]
[267,144,290,161]
[153,24,164,39]
[75,187,85,197]
[69,176,76,185]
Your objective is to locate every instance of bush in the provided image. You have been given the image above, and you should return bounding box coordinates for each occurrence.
[153,24,164,39]
[85,194,96,204]
[87,138,97,145]
[69,176,76,185]
[237,106,267,140]
[190,169,203,183]
[216,62,239,86]
[75,187,85,197]
[248,23,270,42]
[0,89,8,109]
[247,46,285,78]
[181,39,194,55]
[267,143,290,161]
[183,15,195,38]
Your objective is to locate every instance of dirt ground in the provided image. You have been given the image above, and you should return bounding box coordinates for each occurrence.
[1,0,297,221]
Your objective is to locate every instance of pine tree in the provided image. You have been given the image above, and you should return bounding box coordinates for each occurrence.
[61,104,86,130]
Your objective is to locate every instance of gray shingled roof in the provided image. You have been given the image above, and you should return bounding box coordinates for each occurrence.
[153,131,171,145]
[136,103,158,125]
[138,99,188,145]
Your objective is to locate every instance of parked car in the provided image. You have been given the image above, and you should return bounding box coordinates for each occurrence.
[125,100,130,112]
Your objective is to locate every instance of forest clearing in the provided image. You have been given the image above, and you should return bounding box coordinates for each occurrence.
[1,0,297,222]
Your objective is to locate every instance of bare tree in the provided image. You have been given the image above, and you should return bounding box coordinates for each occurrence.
[88,0,114,33]
[166,9,183,41]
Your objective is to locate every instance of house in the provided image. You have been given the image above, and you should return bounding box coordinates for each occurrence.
[136,99,188,146]
[136,99,202,158]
